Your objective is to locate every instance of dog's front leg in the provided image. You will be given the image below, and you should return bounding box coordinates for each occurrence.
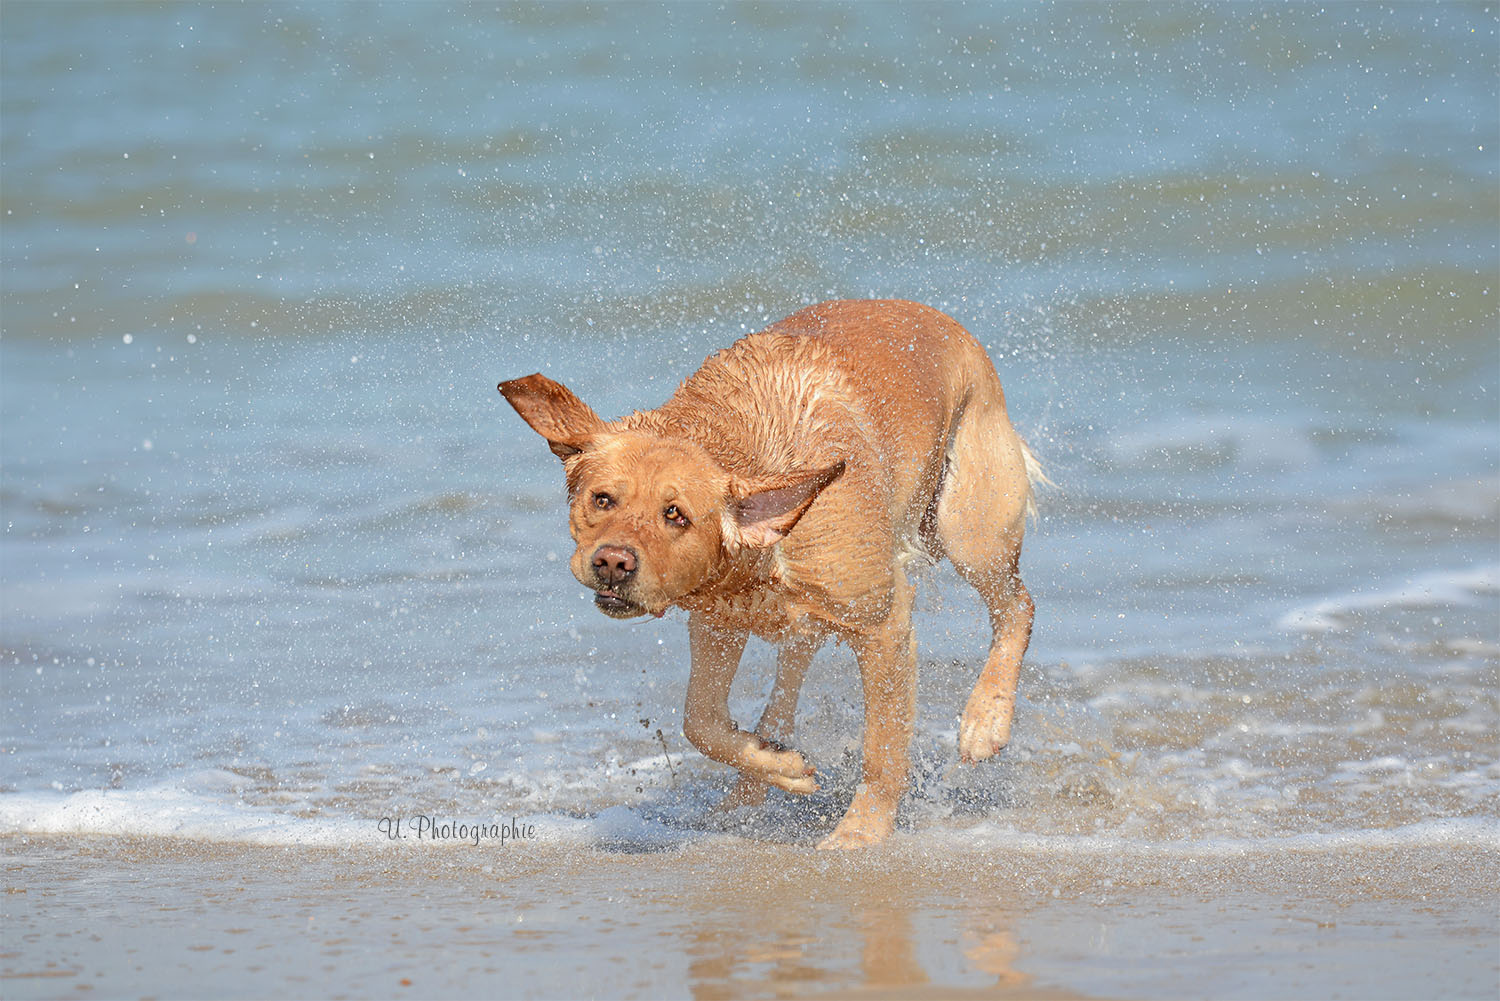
[716,631,824,811]
[685,613,818,794]
[818,571,917,849]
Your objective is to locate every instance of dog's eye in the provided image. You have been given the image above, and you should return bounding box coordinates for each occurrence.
[592,492,615,511]
[664,504,690,528]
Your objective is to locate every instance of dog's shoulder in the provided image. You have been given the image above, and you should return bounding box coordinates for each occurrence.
[651,328,870,476]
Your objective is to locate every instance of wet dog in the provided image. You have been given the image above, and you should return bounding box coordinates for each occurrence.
[499,300,1042,848]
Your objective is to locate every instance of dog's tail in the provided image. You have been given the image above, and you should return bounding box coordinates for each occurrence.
[1019,437,1053,524]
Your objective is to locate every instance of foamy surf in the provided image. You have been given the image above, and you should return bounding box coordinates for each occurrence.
[0,779,553,851]
[7,781,1497,861]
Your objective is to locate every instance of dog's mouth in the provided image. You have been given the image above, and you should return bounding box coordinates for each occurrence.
[592,588,646,619]
[591,588,670,620]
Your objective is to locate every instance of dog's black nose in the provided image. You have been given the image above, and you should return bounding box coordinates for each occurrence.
[591,545,638,584]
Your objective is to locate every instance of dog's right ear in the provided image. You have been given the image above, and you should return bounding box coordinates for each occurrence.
[497,374,605,459]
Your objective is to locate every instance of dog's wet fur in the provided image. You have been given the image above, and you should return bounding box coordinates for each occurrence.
[500,300,1041,848]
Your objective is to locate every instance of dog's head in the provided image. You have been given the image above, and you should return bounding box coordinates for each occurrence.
[499,373,842,619]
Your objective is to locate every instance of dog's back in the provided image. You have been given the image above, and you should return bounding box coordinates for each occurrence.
[638,300,1035,602]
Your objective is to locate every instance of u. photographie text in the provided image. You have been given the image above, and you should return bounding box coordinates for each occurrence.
[378,816,536,846]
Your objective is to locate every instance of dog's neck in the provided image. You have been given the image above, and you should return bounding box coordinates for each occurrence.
[678,543,781,611]
[675,542,843,642]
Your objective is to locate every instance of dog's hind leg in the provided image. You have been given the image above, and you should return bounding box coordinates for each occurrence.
[933,388,1038,764]
[715,631,824,812]
[954,561,1033,764]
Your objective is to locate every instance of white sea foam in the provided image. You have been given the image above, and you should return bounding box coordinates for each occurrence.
[0,777,553,850]
[1278,563,1499,633]
[0,778,364,846]
[5,781,1496,857]
[0,783,726,855]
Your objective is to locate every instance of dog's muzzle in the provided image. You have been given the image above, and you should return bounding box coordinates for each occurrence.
[589,544,646,617]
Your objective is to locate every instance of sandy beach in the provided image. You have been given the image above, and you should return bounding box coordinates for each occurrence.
[4,831,1496,999]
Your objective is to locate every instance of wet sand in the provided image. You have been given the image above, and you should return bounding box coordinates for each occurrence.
[3,833,1496,1000]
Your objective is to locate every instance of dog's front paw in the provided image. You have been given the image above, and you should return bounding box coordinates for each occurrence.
[737,733,818,794]
[817,791,897,849]
[958,692,1015,764]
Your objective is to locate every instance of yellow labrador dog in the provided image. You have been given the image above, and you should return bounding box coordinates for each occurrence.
[500,300,1042,848]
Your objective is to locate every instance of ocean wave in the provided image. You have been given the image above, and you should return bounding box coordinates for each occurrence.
[1279,563,1499,633]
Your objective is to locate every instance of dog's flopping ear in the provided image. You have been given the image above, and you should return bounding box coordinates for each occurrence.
[497,374,605,459]
[728,461,846,549]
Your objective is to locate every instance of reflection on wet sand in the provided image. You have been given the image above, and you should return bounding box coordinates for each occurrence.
[678,854,1034,999]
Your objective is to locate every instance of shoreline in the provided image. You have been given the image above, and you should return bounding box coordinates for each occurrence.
[4,832,1496,1000]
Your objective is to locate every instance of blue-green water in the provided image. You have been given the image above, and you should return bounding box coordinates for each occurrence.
[2,4,1496,852]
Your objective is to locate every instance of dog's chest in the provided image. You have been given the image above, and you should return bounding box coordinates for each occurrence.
[699,580,820,642]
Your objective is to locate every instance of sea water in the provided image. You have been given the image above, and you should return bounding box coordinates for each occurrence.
[2,3,1496,857]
